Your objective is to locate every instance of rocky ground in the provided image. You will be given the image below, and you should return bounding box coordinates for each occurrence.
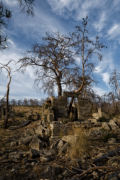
[0,115,120,180]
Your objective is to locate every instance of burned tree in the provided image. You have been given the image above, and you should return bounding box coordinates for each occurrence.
[109,69,120,100]
[0,61,12,128]
[19,32,79,97]
[68,17,105,112]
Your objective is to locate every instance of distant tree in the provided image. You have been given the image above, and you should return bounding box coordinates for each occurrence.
[17,99,23,106]
[19,32,79,97]
[23,98,29,106]
[29,98,39,106]
[0,61,13,128]
[10,99,17,106]
[109,69,120,100]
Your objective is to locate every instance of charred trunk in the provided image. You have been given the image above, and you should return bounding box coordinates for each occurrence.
[57,77,62,97]
[4,74,11,128]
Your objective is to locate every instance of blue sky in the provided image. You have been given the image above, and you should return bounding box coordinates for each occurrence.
[0,0,120,99]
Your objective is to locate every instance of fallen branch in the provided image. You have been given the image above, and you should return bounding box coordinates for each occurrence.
[9,120,32,130]
[71,166,120,179]
[93,147,120,165]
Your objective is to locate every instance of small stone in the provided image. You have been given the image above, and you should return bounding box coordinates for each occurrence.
[11,168,15,172]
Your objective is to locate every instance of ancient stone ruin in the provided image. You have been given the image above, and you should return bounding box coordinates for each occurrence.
[41,94,93,124]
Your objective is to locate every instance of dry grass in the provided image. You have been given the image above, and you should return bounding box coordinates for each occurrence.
[13,106,42,116]
[66,127,91,160]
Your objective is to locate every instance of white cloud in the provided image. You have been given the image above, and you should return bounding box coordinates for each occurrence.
[102,72,110,85]
[47,0,108,20]
[4,0,17,6]
[0,38,38,99]
[10,5,66,43]
[93,12,106,32]
[47,0,80,12]
[107,24,120,39]
[94,52,114,88]
[94,51,114,74]
[93,86,106,96]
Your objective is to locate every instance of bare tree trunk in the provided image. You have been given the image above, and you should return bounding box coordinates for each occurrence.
[56,77,62,97]
[4,73,11,128]
[68,79,85,115]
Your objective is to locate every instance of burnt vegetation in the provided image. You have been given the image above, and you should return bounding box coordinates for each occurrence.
[0,1,120,180]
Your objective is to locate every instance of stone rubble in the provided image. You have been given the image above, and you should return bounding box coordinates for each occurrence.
[0,96,120,179]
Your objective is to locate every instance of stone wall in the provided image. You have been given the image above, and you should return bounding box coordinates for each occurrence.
[77,98,92,120]
[41,96,93,123]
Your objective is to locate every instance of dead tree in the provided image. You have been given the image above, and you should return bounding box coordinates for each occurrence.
[68,17,105,113]
[18,32,79,97]
[109,69,120,100]
[0,61,12,128]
